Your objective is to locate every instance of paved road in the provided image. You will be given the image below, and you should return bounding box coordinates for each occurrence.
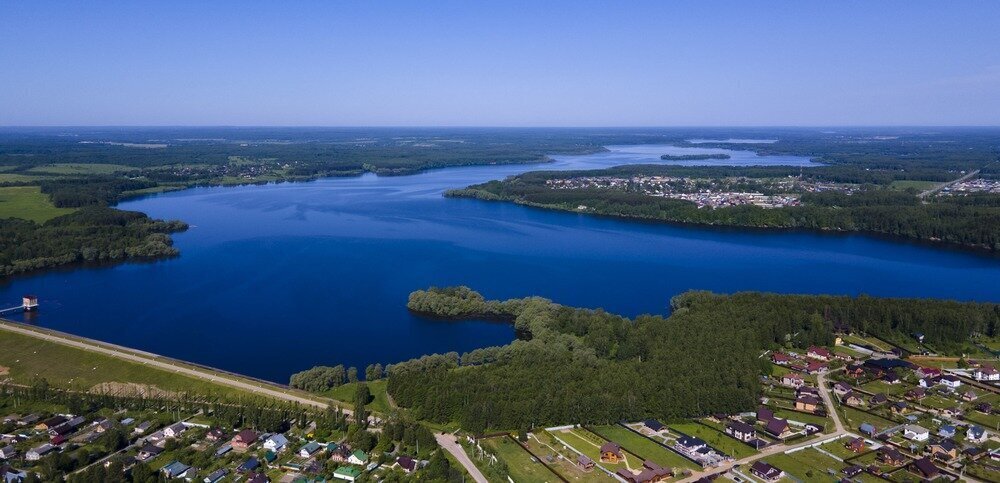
[679,370,849,482]
[0,320,334,410]
[436,433,489,483]
[918,169,980,198]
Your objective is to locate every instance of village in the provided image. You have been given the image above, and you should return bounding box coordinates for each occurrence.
[465,331,1000,483]
[543,175,861,209]
[940,177,1000,195]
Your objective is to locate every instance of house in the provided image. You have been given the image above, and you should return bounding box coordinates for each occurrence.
[910,457,939,479]
[329,445,351,462]
[805,361,827,374]
[916,366,942,378]
[891,401,908,414]
[577,455,595,471]
[725,421,755,442]
[642,419,664,432]
[794,394,820,413]
[806,346,831,361]
[964,447,985,461]
[617,461,671,483]
[781,373,804,388]
[17,414,39,426]
[203,468,228,483]
[0,466,28,483]
[919,377,938,388]
[395,456,417,473]
[333,466,361,482]
[844,365,865,378]
[677,435,707,451]
[120,417,135,426]
[134,421,153,434]
[764,418,789,438]
[859,422,876,437]
[205,428,225,441]
[938,425,956,438]
[299,441,322,458]
[231,429,258,452]
[771,352,791,365]
[160,461,192,479]
[348,449,369,465]
[163,423,187,439]
[750,461,783,481]
[973,365,1000,381]
[967,425,988,443]
[137,444,164,462]
[35,415,67,431]
[905,388,926,400]
[963,390,979,401]
[928,440,958,462]
[879,447,906,466]
[832,381,852,396]
[842,392,864,407]
[903,424,929,442]
[845,437,865,453]
[214,444,232,457]
[940,375,962,390]
[262,434,288,453]
[881,371,900,384]
[237,457,259,473]
[600,442,623,463]
[756,407,774,422]
[0,447,15,462]
[25,444,56,461]
[842,465,863,478]
[245,473,269,483]
[870,393,888,405]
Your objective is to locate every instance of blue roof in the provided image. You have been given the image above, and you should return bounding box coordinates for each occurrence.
[161,461,190,475]
[859,423,875,433]
[238,457,260,471]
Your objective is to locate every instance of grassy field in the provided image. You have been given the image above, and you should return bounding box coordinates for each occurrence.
[482,436,562,483]
[27,163,137,175]
[817,437,864,460]
[889,180,939,191]
[667,423,757,459]
[0,172,50,183]
[862,380,911,396]
[838,405,897,433]
[0,186,75,223]
[324,379,391,412]
[0,324,263,399]
[552,428,646,473]
[770,408,831,428]
[762,448,845,482]
[588,425,699,470]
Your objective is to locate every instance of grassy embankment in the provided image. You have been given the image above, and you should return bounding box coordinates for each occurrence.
[324,379,392,413]
[0,186,75,223]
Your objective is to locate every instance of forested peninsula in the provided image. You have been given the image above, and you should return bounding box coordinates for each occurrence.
[659,153,730,160]
[295,286,999,432]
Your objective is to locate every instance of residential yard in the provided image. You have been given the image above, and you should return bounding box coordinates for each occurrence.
[817,437,865,460]
[587,424,699,470]
[667,423,757,459]
[762,448,845,482]
[862,380,911,397]
[481,436,562,483]
[551,428,644,472]
[770,408,830,429]
[0,185,75,223]
[0,326,253,398]
[524,433,613,483]
[966,462,1000,482]
[838,405,897,433]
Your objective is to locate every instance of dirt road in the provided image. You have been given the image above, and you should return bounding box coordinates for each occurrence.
[436,432,490,483]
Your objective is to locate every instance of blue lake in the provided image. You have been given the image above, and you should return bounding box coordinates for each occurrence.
[2,144,998,383]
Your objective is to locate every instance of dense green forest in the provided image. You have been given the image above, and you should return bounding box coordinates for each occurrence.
[382,287,1000,432]
[448,164,1000,251]
[0,207,186,276]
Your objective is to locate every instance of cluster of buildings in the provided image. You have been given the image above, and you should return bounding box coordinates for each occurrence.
[544,175,803,209]
[941,177,1000,194]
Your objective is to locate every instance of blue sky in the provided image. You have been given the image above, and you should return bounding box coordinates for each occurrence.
[2,1,999,126]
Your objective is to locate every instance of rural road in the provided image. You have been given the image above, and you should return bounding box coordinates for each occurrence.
[436,432,489,483]
[0,320,335,410]
[918,169,980,198]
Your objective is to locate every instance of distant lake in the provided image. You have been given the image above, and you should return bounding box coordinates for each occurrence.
[1,144,997,383]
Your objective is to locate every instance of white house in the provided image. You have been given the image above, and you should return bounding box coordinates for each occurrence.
[263,434,289,453]
[967,425,988,443]
[163,422,187,439]
[298,441,322,458]
[973,366,1000,382]
[940,375,962,390]
[0,445,17,460]
[26,443,57,461]
[903,425,930,442]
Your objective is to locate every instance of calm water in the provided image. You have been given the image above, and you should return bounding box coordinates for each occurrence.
[2,145,998,383]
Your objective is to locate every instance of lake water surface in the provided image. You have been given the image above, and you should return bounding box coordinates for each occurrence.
[2,144,998,382]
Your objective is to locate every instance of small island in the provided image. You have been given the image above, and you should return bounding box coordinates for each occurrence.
[660,153,731,160]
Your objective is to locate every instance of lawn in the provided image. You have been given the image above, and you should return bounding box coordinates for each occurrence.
[889,180,939,191]
[27,163,137,175]
[838,405,897,434]
[817,438,863,460]
[324,379,391,413]
[0,186,75,223]
[770,408,830,428]
[588,425,699,470]
[763,448,845,482]
[481,436,562,483]
[667,423,757,459]
[0,325,263,399]
[862,380,911,397]
[551,428,644,473]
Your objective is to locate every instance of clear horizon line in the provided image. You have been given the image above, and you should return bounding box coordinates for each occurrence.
[2,124,1000,129]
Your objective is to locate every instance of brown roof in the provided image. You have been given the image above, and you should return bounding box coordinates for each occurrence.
[600,442,622,456]
[234,429,258,444]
